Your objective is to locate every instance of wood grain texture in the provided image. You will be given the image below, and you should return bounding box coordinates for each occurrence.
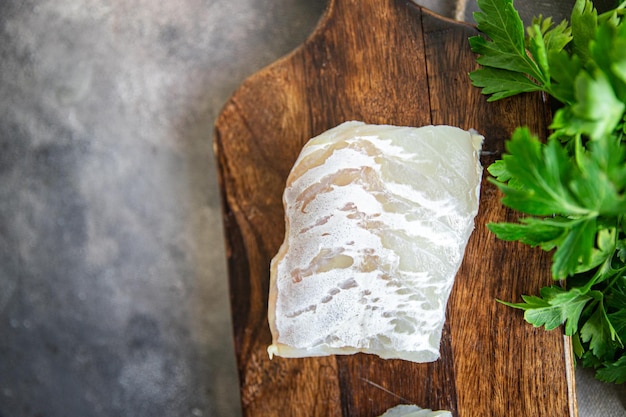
[213,0,577,416]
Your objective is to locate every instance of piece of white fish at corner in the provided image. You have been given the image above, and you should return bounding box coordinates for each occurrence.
[267,121,483,363]
[378,404,453,417]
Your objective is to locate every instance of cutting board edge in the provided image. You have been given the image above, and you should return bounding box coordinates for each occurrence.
[564,335,580,417]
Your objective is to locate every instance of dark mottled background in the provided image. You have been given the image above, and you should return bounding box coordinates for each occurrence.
[0,1,624,416]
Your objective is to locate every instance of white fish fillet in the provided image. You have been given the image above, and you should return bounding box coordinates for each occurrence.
[377,404,452,417]
[268,121,483,363]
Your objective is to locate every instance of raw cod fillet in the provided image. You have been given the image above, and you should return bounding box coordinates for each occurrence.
[378,404,452,417]
[268,121,483,362]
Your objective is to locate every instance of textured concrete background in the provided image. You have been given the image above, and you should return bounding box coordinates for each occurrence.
[0,1,624,416]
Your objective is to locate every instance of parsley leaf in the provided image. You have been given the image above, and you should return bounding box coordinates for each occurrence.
[469,0,552,98]
[468,68,542,101]
[570,0,598,64]
[552,69,625,140]
[596,354,626,383]
[580,295,620,358]
[500,286,592,335]
[470,0,626,384]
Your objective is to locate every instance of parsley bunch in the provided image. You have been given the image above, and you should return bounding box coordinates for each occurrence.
[469,0,626,383]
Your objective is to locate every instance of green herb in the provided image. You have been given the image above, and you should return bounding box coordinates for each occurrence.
[470,0,626,383]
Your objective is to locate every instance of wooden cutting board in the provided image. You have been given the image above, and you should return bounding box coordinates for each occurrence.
[214,0,577,416]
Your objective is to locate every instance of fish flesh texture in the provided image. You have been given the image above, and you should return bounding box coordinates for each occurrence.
[268,121,483,362]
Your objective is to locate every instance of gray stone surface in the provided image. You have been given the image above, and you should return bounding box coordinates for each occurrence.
[0,1,624,416]
[0,1,325,416]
